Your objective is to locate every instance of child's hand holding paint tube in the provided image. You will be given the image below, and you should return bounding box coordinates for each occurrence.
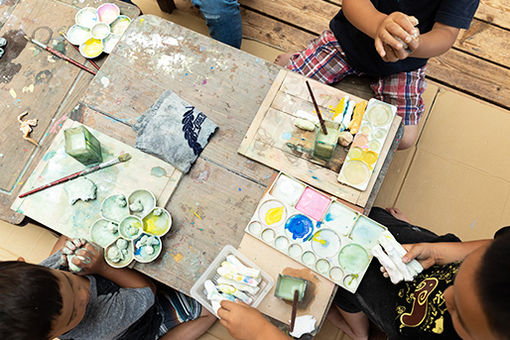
[61,238,105,275]
[375,12,420,62]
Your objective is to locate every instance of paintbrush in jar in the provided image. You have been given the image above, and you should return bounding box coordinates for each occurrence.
[23,35,97,76]
[19,153,132,198]
[289,290,299,333]
[305,80,328,135]
[59,32,100,70]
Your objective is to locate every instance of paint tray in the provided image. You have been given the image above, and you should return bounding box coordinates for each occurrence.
[190,245,274,317]
[338,98,396,191]
[245,172,390,293]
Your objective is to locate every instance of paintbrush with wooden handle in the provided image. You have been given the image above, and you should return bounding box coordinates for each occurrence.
[19,153,132,198]
[23,35,97,75]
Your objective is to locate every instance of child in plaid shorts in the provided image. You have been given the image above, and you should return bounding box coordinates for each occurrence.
[276,0,479,149]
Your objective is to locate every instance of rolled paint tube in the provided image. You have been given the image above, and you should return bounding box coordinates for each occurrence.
[217,284,253,304]
[217,277,260,295]
[226,255,261,278]
[379,231,423,281]
[294,118,316,131]
[204,280,235,314]
[372,244,404,284]
[347,101,368,134]
[295,109,319,125]
[217,267,260,287]
[341,100,355,131]
[332,96,349,122]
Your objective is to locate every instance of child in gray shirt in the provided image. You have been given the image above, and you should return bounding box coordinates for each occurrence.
[0,237,215,340]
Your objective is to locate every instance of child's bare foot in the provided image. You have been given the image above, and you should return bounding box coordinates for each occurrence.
[274,53,293,66]
[386,207,411,223]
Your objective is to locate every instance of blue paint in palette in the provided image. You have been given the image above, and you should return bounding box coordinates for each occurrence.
[285,214,314,240]
[324,213,334,222]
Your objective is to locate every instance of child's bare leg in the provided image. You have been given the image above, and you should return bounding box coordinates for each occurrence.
[274,53,293,67]
[327,305,369,340]
[386,207,411,223]
[159,308,216,340]
[398,125,418,150]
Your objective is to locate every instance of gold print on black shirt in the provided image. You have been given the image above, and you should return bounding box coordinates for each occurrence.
[395,262,460,336]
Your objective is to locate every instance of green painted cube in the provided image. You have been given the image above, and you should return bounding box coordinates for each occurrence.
[64,126,102,165]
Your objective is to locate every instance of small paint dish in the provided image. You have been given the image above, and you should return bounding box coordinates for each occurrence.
[119,215,143,240]
[128,189,156,218]
[284,214,314,241]
[79,38,103,58]
[365,103,393,127]
[261,228,276,243]
[329,267,344,281]
[311,229,341,258]
[91,22,111,40]
[295,187,331,221]
[105,237,134,268]
[301,251,316,267]
[275,236,290,251]
[247,221,263,236]
[270,174,305,206]
[101,194,130,223]
[66,25,92,45]
[340,160,370,186]
[258,199,287,227]
[102,33,121,54]
[133,233,162,263]
[338,244,370,274]
[75,7,98,29]
[343,274,359,289]
[316,259,330,274]
[90,218,119,248]
[142,207,172,236]
[288,244,303,259]
[110,15,131,35]
[97,3,120,25]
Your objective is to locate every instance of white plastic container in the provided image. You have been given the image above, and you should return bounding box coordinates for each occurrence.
[190,245,274,317]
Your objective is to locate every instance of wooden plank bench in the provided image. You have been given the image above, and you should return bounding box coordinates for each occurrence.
[159,0,510,110]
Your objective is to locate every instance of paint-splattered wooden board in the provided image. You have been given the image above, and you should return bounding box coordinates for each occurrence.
[0,0,139,224]
[11,119,181,239]
[238,69,402,208]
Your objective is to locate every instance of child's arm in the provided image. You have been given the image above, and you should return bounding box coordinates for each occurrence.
[218,301,291,340]
[408,22,459,58]
[66,240,156,293]
[401,239,492,269]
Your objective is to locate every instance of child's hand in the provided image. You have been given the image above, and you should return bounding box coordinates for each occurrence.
[64,241,106,276]
[380,242,437,279]
[375,12,419,61]
[218,300,272,340]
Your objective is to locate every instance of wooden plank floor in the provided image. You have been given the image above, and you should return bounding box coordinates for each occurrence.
[170,0,510,110]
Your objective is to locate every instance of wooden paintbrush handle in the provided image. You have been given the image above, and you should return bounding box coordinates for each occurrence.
[290,290,299,333]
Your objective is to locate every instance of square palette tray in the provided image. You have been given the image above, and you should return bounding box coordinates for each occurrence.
[338,99,396,191]
[245,173,388,293]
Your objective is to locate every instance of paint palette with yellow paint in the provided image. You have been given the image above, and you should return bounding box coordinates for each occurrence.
[338,99,396,191]
[245,173,392,293]
[98,189,171,268]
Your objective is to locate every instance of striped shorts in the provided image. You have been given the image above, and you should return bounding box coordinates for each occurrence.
[157,289,203,337]
[286,30,427,125]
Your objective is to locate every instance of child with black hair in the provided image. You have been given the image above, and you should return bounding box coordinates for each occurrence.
[0,236,215,340]
[275,0,480,149]
[217,208,510,340]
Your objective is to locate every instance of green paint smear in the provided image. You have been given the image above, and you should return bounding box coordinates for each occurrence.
[43,150,56,161]
[151,166,167,177]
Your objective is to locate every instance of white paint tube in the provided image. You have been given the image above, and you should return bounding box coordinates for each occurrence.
[217,284,253,304]
[372,244,404,284]
[225,255,261,278]
[204,280,235,314]
[217,267,260,287]
[341,101,355,130]
[217,277,260,295]
[379,231,423,281]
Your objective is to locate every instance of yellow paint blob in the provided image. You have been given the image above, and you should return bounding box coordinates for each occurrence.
[362,150,378,165]
[313,234,327,245]
[349,147,363,160]
[173,253,183,263]
[331,96,348,120]
[82,38,103,57]
[265,206,284,225]
[343,160,370,185]
[144,219,159,234]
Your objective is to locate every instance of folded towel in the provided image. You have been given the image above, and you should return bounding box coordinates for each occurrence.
[133,90,218,173]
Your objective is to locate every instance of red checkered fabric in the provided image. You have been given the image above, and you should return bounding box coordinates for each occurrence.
[286,30,427,125]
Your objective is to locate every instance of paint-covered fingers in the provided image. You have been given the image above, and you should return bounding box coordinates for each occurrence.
[381,44,401,63]
[72,243,106,275]
[401,243,436,270]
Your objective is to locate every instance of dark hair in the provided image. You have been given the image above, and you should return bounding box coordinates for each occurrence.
[0,261,63,340]
[477,232,510,340]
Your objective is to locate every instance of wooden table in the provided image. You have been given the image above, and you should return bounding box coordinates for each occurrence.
[69,14,402,328]
[0,0,139,224]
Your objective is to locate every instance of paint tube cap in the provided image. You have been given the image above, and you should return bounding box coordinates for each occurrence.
[0,37,6,47]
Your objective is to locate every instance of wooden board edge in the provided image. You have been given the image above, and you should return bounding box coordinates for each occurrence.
[238,69,288,155]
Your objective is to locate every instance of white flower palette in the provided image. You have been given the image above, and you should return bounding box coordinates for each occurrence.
[245,173,391,293]
[338,98,397,191]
